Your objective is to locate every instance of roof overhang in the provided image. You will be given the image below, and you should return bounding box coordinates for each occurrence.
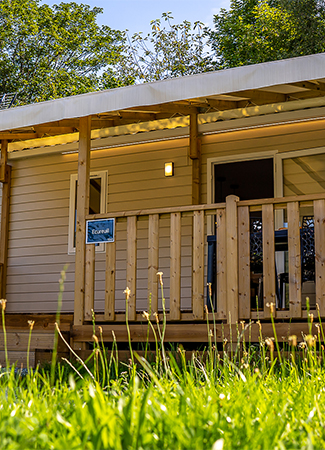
[2,52,325,151]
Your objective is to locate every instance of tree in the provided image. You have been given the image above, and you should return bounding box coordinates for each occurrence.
[0,0,128,104]
[209,0,325,69]
[111,12,214,84]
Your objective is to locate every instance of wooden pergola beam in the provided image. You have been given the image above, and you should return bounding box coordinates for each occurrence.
[0,133,36,140]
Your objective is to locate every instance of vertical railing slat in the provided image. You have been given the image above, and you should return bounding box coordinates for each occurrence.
[84,244,95,321]
[238,206,251,320]
[105,226,116,321]
[288,202,302,318]
[148,214,159,317]
[262,204,276,318]
[226,195,239,324]
[193,210,205,320]
[314,199,325,317]
[170,212,181,320]
[216,208,226,319]
[127,216,137,321]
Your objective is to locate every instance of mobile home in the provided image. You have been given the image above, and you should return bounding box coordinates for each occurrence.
[1,53,325,364]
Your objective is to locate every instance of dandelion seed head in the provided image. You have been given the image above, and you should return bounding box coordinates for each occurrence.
[0,299,7,311]
[288,335,297,347]
[265,338,274,351]
[123,287,131,300]
[305,334,315,347]
[157,272,163,286]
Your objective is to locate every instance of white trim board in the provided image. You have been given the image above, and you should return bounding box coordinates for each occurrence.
[68,170,108,254]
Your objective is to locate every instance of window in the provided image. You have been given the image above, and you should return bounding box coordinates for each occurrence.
[68,171,107,254]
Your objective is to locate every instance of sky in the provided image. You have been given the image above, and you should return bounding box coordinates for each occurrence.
[42,0,231,36]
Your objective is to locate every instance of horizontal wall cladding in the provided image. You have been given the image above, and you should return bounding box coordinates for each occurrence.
[8,114,325,315]
[6,138,192,313]
[200,119,325,204]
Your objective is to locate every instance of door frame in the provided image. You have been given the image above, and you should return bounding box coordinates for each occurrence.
[207,150,279,234]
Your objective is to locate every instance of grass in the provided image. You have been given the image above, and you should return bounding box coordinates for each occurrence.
[1,347,325,449]
[1,276,325,449]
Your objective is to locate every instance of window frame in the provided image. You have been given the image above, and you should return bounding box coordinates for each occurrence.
[68,170,108,255]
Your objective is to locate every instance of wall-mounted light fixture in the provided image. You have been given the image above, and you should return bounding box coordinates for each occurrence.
[164,162,174,177]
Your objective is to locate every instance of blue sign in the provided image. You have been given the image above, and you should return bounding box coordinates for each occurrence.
[86,219,115,244]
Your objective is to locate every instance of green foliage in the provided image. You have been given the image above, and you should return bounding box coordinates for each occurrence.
[0,0,127,104]
[114,12,214,83]
[210,0,325,68]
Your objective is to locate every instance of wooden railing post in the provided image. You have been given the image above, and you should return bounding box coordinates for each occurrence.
[226,195,239,324]
[314,199,325,317]
[0,140,10,299]
[170,212,181,320]
[216,209,226,319]
[148,214,159,317]
[192,210,204,320]
[105,226,116,321]
[74,116,91,326]
[127,216,137,321]
[84,244,95,321]
[288,202,302,318]
[262,204,276,319]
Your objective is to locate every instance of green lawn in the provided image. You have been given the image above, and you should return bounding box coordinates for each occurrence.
[1,324,325,450]
[0,280,324,450]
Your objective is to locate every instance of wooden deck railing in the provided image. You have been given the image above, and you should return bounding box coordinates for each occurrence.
[81,193,325,324]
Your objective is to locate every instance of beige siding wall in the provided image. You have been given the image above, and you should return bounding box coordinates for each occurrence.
[6,138,192,313]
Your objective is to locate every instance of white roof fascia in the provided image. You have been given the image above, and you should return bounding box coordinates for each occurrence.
[1,53,325,132]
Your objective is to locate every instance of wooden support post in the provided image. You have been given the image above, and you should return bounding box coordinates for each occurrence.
[226,195,239,324]
[189,112,201,205]
[74,116,91,326]
[238,206,251,320]
[0,148,11,299]
[105,227,116,321]
[148,214,159,317]
[314,199,325,317]
[170,212,181,320]
[262,204,276,319]
[127,216,137,321]
[84,244,95,321]
[192,210,205,320]
[0,140,8,183]
[216,208,227,319]
[288,202,302,318]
